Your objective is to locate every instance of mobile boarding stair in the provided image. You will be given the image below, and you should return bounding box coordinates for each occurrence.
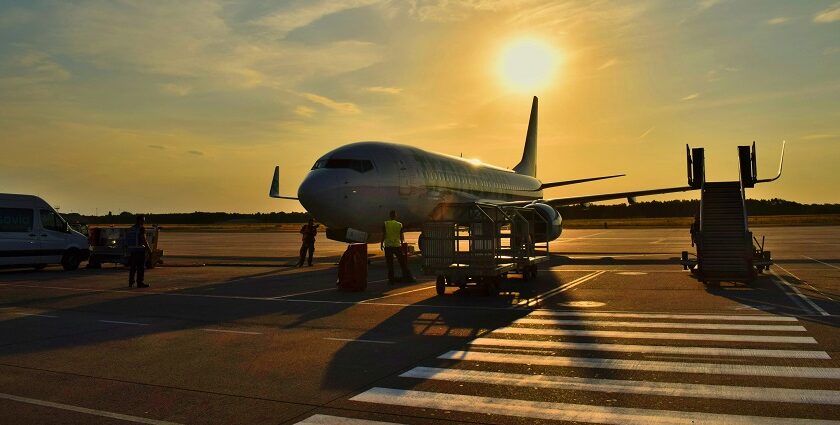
[421,202,550,296]
[681,143,780,285]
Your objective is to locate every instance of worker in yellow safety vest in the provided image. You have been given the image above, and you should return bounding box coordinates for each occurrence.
[381,210,415,285]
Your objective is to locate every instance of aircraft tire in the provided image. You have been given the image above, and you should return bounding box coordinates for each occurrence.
[436,275,446,296]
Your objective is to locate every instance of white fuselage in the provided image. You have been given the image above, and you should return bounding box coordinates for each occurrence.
[298,142,544,238]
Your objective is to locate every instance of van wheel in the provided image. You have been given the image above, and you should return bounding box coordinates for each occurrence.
[61,249,81,271]
[32,264,47,270]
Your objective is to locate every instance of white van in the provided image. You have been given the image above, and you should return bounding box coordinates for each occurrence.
[0,194,90,270]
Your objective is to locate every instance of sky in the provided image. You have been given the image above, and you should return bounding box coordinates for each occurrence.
[1,0,838,214]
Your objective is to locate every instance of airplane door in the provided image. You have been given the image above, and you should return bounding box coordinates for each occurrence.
[398,160,411,197]
[38,209,68,264]
[0,208,40,266]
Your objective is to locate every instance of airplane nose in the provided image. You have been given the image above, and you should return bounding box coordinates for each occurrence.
[298,171,340,225]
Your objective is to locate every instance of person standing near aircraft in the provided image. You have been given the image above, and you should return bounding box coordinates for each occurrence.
[127,215,151,288]
[381,210,415,284]
[297,218,318,267]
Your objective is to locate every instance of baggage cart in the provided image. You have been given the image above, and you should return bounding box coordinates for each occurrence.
[87,225,164,269]
[422,203,549,296]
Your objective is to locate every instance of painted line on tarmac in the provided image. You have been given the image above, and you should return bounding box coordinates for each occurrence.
[12,312,57,318]
[0,392,182,425]
[515,271,605,308]
[295,414,401,424]
[323,337,395,345]
[200,328,262,335]
[771,270,829,316]
[490,327,817,344]
[527,311,798,321]
[271,287,338,299]
[401,366,840,405]
[360,286,435,303]
[788,261,837,302]
[512,318,806,332]
[351,387,834,425]
[804,255,840,271]
[99,320,150,326]
[467,338,830,359]
[553,231,606,243]
[438,350,840,379]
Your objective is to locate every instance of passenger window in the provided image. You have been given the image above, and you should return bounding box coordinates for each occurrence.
[39,210,66,232]
[0,208,33,232]
[320,158,373,173]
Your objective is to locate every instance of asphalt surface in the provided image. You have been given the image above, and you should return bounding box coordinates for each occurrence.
[0,227,838,424]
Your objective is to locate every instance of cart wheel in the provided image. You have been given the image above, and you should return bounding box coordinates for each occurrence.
[436,275,446,296]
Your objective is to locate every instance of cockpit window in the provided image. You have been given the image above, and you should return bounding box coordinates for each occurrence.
[311,158,373,173]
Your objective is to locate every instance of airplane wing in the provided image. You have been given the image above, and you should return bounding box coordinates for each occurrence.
[539,174,625,189]
[542,185,695,207]
[485,185,696,208]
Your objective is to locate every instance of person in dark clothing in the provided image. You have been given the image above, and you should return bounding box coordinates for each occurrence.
[297,218,318,267]
[127,215,151,288]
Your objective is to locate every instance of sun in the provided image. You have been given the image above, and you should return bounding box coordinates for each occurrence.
[497,38,559,92]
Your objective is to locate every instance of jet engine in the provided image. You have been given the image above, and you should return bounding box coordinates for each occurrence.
[529,202,563,242]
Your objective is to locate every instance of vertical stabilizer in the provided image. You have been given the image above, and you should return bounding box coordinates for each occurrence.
[513,96,538,177]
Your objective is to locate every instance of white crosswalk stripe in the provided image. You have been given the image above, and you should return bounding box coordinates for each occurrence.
[468,337,831,358]
[326,311,840,424]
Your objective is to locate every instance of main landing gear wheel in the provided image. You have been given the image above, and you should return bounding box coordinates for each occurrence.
[436,275,446,296]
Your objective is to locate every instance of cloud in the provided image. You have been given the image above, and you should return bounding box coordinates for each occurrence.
[681,93,700,101]
[366,86,403,94]
[801,134,838,140]
[295,106,316,117]
[160,83,192,96]
[147,145,166,150]
[705,65,739,82]
[814,3,840,23]
[188,150,204,156]
[638,127,654,139]
[597,58,618,71]
[767,17,789,25]
[252,0,381,35]
[409,0,514,22]
[302,92,360,114]
[697,0,721,11]
[0,49,70,87]
[0,7,33,28]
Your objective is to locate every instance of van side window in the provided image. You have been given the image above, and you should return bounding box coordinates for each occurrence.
[0,208,34,233]
[39,210,65,232]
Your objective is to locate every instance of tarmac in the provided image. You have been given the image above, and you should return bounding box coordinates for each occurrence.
[0,227,838,424]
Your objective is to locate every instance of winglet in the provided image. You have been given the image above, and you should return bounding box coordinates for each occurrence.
[269,166,299,200]
[513,96,538,177]
[756,140,785,183]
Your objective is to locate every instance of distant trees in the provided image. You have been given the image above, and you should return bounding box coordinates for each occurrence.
[60,198,838,225]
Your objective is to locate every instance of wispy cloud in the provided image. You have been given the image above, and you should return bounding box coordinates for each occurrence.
[188,150,204,156]
[681,93,700,101]
[366,86,403,94]
[251,0,381,34]
[0,50,70,87]
[697,0,721,11]
[814,3,840,23]
[302,93,360,114]
[160,83,191,96]
[597,58,618,71]
[705,65,739,82]
[295,106,316,117]
[147,145,166,150]
[767,17,789,25]
[639,127,654,139]
[801,134,838,140]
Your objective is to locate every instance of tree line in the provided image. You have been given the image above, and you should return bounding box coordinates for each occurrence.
[62,198,838,224]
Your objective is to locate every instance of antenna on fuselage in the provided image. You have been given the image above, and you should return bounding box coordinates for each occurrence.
[513,96,538,178]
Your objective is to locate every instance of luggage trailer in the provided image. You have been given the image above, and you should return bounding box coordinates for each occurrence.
[421,202,550,296]
[87,225,164,269]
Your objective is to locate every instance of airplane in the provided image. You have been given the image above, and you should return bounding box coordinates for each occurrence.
[270,96,783,243]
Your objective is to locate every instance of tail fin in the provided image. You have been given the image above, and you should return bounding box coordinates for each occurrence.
[513,96,538,177]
